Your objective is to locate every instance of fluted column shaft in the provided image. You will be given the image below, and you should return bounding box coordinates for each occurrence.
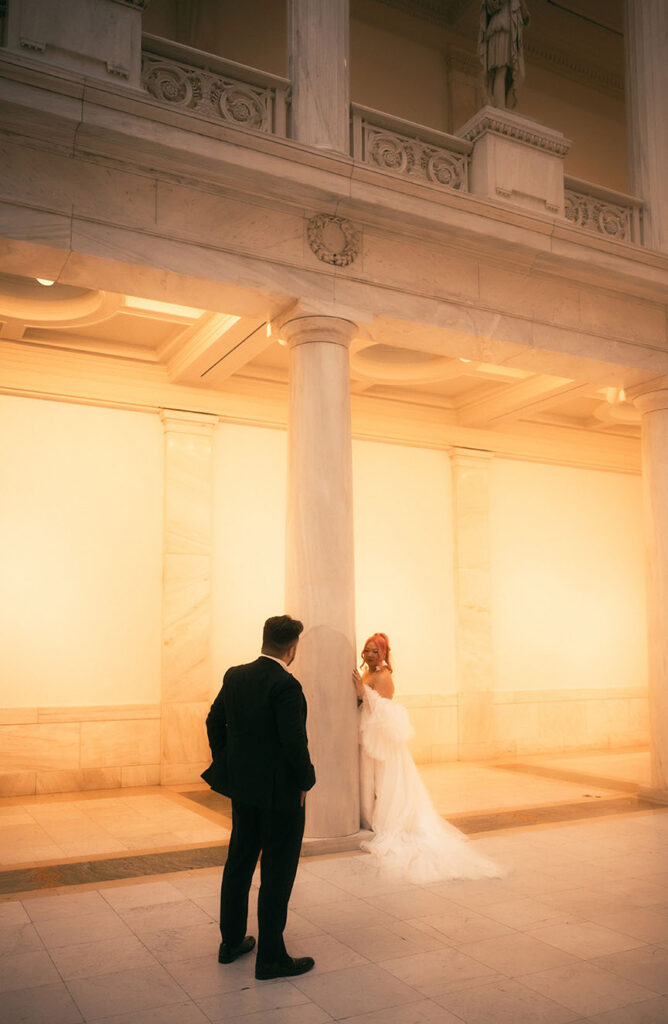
[625,1,668,252]
[160,410,218,786]
[287,0,350,153]
[635,390,668,801]
[283,316,358,838]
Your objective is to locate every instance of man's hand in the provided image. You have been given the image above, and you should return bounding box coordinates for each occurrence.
[300,791,307,807]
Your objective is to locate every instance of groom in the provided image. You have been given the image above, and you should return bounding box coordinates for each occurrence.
[202,615,316,980]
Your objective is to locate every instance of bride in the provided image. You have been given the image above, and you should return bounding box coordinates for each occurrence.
[353,632,503,884]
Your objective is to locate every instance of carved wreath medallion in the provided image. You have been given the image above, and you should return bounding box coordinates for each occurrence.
[307,214,361,267]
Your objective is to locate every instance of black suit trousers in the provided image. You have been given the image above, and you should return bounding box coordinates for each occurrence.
[220,799,305,964]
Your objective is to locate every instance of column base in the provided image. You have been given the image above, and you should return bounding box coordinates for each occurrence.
[303,829,373,857]
[638,785,668,806]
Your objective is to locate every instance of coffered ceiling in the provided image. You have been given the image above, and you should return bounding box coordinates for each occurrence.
[0,273,640,442]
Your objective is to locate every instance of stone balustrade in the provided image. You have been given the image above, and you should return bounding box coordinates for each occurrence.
[351,103,472,192]
[141,34,289,136]
[564,176,644,244]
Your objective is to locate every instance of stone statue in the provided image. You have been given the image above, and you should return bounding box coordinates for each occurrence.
[478,0,530,110]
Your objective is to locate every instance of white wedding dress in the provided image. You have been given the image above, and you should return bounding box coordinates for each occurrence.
[359,687,503,884]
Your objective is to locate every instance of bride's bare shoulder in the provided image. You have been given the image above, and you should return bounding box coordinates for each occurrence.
[373,668,395,700]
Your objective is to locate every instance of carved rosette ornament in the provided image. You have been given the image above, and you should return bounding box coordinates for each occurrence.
[141,54,272,132]
[364,125,468,190]
[564,190,633,242]
[307,214,361,267]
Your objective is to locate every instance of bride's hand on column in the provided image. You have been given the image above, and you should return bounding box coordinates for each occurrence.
[352,668,364,699]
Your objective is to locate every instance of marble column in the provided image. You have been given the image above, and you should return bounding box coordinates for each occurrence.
[283,315,358,838]
[634,390,668,803]
[287,0,350,153]
[450,448,497,760]
[625,1,668,252]
[160,410,218,785]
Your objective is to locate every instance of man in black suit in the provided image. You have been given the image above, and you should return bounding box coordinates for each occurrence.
[202,615,316,980]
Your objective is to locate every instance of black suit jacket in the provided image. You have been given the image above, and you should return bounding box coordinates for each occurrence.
[201,656,316,811]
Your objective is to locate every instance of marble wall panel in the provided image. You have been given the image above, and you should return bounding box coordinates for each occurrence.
[0,724,80,771]
[36,767,122,794]
[80,719,161,769]
[160,762,210,786]
[162,556,212,704]
[161,701,211,767]
[121,765,161,787]
[361,230,479,303]
[0,772,37,796]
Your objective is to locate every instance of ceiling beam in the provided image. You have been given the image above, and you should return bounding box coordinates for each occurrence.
[166,313,270,385]
[457,375,592,428]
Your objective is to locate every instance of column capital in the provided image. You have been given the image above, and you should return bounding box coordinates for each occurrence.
[160,409,219,435]
[281,315,357,350]
[449,447,495,465]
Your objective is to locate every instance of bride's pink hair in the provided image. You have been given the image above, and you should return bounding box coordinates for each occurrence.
[361,632,392,672]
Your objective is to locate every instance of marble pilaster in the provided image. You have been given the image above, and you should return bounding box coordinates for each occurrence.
[450,448,496,760]
[634,389,668,803]
[160,410,217,786]
[287,0,350,153]
[625,1,668,252]
[283,315,358,838]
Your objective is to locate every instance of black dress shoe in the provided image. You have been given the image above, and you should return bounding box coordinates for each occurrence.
[218,936,256,963]
[255,955,315,980]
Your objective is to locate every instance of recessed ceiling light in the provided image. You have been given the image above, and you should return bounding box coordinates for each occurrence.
[458,357,471,363]
[36,278,55,287]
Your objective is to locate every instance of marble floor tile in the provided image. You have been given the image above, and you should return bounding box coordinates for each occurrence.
[0,950,61,993]
[0,920,45,955]
[140,920,221,964]
[194,980,310,1022]
[100,881,185,912]
[23,891,109,921]
[295,897,397,934]
[335,999,461,1024]
[582,909,668,947]
[165,954,261,1000]
[584,995,668,1023]
[169,871,221,899]
[529,921,647,958]
[33,909,134,948]
[295,931,369,973]
[288,876,349,910]
[481,897,572,930]
[206,1004,331,1024]
[292,962,421,1019]
[49,933,159,980]
[518,961,654,1017]
[0,900,30,925]
[66,964,189,1020]
[434,977,580,1024]
[378,946,498,997]
[365,888,456,921]
[414,905,515,944]
[332,920,448,962]
[117,899,213,936]
[458,930,579,976]
[0,981,83,1024]
[591,945,668,995]
[86,1003,209,1024]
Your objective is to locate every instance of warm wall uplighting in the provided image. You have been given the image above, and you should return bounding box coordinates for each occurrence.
[459,357,471,363]
[36,278,55,287]
[266,322,272,337]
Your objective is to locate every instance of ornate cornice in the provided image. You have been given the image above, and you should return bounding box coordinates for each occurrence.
[458,107,571,157]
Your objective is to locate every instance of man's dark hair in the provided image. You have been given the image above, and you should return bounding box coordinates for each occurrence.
[262,615,304,655]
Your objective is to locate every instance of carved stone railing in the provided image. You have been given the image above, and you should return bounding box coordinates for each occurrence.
[141,34,289,136]
[351,104,471,192]
[564,176,643,244]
